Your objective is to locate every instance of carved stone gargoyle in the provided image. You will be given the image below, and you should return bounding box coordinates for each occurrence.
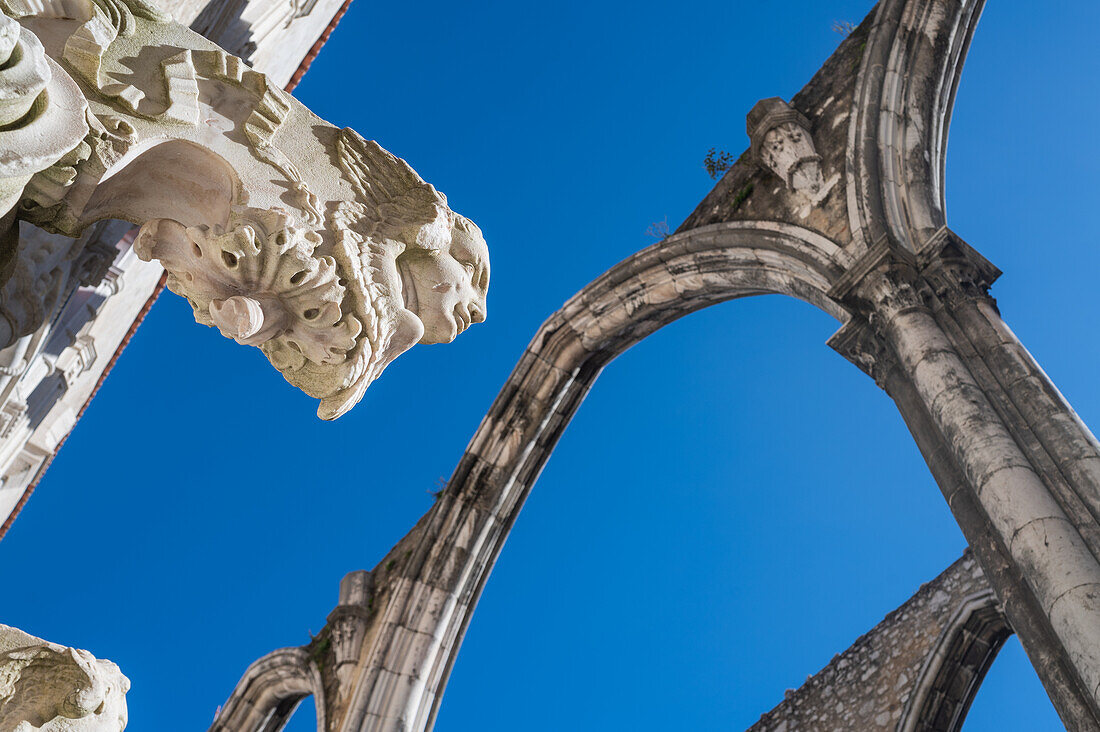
[0,0,489,419]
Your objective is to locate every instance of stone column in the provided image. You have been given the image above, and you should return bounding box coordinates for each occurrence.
[830,233,1100,728]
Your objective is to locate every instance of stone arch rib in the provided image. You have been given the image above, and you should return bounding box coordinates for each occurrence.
[212,647,325,732]
[898,590,1011,732]
[847,0,985,252]
[336,221,848,732]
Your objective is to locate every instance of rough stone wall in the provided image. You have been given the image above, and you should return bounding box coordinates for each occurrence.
[747,552,1002,732]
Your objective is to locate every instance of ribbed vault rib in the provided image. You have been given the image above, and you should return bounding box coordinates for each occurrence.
[847,0,986,252]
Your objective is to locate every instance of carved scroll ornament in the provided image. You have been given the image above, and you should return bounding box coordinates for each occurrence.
[0,1,489,419]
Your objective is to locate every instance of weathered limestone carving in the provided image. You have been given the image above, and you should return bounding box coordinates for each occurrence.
[825,315,894,389]
[0,11,87,220]
[0,623,128,731]
[324,571,371,694]
[0,3,489,418]
[916,226,1001,310]
[0,0,357,537]
[747,97,838,218]
[134,210,358,362]
[215,221,849,732]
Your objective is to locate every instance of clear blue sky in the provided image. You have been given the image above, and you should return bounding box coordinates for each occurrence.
[1,0,1095,730]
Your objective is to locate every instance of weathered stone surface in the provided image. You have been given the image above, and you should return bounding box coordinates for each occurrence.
[748,553,1006,732]
[0,623,129,731]
[212,1,1100,730]
[0,5,488,419]
[0,0,358,535]
[678,13,870,246]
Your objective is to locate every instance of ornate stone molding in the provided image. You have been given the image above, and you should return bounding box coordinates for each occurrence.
[212,571,373,732]
[0,11,87,221]
[211,647,323,732]
[916,226,1001,311]
[0,4,489,418]
[747,554,1004,732]
[827,234,926,327]
[825,316,895,390]
[845,0,986,253]
[0,623,129,731]
[897,588,1009,732]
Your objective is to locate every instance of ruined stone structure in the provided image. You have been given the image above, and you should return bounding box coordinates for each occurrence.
[2,0,1100,731]
[210,1,1100,730]
[0,1,490,724]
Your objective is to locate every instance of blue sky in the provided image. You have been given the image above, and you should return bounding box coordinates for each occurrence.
[2,0,1096,729]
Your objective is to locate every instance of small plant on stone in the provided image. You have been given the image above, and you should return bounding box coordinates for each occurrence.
[645,217,671,241]
[703,148,735,179]
[832,20,857,37]
[430,476,447,499]
[732,183,754,211]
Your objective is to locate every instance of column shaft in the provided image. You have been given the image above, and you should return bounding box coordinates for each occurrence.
[882,299,1100,712]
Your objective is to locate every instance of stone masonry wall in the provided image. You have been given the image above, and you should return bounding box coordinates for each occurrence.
[747,552,1003,731]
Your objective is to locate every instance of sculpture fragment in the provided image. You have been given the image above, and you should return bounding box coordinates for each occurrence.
[0,623,128,732]
[0,1,489,418]
[747,97,839,217]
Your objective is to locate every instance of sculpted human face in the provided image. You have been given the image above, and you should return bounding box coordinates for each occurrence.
[398,219,489,344]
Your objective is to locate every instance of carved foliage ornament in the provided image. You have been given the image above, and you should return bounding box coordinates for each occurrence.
[0,3,489,419]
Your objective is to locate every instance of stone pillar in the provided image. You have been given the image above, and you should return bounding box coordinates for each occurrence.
[829,231,1100,728]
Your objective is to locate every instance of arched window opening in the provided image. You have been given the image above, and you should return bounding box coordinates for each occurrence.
[279,693,317,732]
[961,636,1062,731]
[906,601,1010,731]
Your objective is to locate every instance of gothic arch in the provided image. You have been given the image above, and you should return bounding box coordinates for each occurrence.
[846,0,985,252]
[215,647,326,732]
[213,0,1100,728]
[328,220,851,732]
[899,589,1011,732]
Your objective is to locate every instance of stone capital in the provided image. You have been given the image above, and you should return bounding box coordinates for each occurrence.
[827,315,896,390]
[828,235,926,326]
[916,226,1001,310]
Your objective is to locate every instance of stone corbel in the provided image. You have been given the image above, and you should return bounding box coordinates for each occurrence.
[746,97,839,217]
[827,234,925,324]
[825,235,929,389]
[0,2,490,419]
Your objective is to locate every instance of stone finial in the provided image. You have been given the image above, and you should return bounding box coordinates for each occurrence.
[746,97,837,209]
